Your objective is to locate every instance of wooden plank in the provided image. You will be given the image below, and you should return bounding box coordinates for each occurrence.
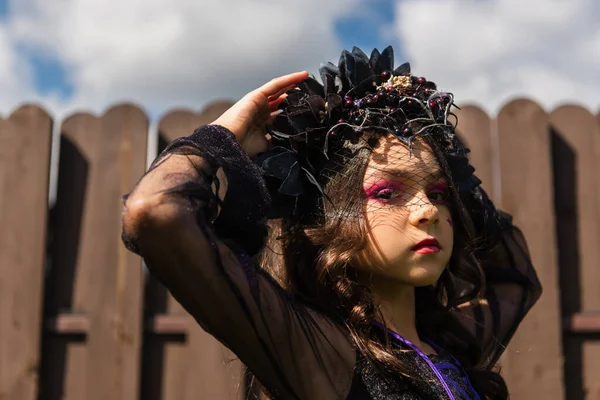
[496,99,564,399]
[455,104,511,375]
[568,312,600,333]
[550,106,600,313]
[144,101,245,400]
[45,314,195,335]
[147,315,193,334]
[182,324,246,399]
[45,315,89,334]
[586,110,600,400]
[105,104,148,400]
[147,108,207,400]
[158,101,234,143]
[551,105,600,400]
[41,111,90,400]
[0,105,52,400]
[44,104,147,400]
[455,104,495,200]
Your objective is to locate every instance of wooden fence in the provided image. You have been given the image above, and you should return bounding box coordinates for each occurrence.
[0,99,599,400]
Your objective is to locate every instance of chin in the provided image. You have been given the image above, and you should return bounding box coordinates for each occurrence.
[401,264,446,287]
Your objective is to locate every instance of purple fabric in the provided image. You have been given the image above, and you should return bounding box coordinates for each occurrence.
[372,321,456,400]
[439,374,472,400]
[424,337,481,400]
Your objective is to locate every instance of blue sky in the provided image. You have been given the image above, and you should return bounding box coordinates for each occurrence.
[335,0,400,56]
[4,0,598,208]
[1,0,599,117]
[20,0,399,108]
[4,0,74,101]
[25,51,74,100]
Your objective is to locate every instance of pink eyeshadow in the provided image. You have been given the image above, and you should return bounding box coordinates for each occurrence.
[428,181,449,192]
[363,180,404,199]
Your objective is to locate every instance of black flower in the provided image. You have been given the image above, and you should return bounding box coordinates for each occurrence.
[254,45,479,218]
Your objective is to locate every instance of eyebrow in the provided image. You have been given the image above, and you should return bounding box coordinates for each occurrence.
[370,167,447,181]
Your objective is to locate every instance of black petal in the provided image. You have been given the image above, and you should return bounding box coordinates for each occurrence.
[351,46,375,90]
[268,114,295,137]
[320,72,336,95]
[285,90,305,106]
[326,93,343,119]
[393,62,411,76]
[369,48,381,72]
[306,95,326,118]
[339,50,354,92]
[424,80,437,90]
[304,127,329,148]
[287,105,319,131]
[378,46,394,74]
[319,61,339,78]
[280,162,304,196]
[334,75,344,94]
[299,77,325,97]
[259,148,299,180]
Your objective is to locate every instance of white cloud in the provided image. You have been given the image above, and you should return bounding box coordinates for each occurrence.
[8,0,359,118]
[395,0,600,113]
[0,24,36,115]
[5,0,598,118]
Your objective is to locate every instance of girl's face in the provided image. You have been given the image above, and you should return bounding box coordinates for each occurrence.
[355,135,454,287]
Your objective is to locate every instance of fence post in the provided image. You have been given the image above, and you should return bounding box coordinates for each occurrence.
[455,104,495,199]
[496,99,564,399]
[0,105,52,400]
[5,98,596,399]
[42,104,148,400]
[551,105,600,400]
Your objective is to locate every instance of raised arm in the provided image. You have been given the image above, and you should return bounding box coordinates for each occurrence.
[121,73,356,399]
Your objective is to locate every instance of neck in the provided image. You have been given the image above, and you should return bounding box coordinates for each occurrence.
[369,277,425,350]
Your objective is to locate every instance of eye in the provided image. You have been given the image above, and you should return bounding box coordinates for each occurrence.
[427,183,450,204]
[375,187,399,200]
[364,180,404,202]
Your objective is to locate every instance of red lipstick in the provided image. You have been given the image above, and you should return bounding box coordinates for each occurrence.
[412,238,441,254]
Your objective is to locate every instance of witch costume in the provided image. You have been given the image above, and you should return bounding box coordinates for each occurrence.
[122,46,541,399]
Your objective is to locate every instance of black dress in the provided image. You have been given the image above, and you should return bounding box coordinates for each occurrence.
[122,125,542,400]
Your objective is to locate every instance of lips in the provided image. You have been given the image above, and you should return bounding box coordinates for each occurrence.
[412,238,441,254]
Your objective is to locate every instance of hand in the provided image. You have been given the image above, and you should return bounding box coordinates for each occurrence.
[212,71,309,158]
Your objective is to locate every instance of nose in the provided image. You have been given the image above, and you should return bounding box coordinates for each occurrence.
[408,202,440,227]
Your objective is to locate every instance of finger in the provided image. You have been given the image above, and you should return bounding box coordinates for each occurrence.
[267,85,298,102]
[268,93,288,110]
[258,71,309,97]
[266,110,283,126]
[265,133,272,150]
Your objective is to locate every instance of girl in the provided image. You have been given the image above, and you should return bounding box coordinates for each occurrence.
[122,46,541,399]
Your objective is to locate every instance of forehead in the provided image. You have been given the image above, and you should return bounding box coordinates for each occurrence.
[364,135,442,179]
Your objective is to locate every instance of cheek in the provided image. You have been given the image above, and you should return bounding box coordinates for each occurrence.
[439,208,454,248]
[364,202,409,230]
[362,205,411,256]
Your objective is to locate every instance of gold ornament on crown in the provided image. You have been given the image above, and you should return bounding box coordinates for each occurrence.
[378,74,412,91]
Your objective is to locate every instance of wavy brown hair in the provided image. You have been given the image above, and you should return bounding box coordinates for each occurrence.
[254,130,508,399]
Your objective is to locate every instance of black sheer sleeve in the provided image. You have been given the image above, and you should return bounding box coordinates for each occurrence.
[122,125,356,399]
[454,190,543,369]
